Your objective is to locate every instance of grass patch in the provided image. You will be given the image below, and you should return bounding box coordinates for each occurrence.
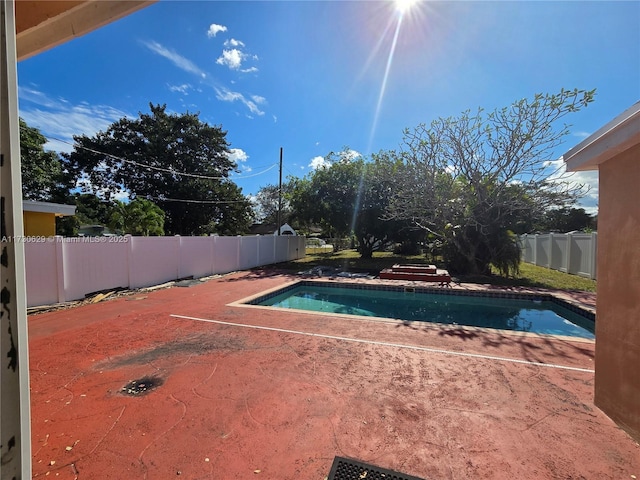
[499,262,596,292]
[281,249,430,272]
[274,249,596,293]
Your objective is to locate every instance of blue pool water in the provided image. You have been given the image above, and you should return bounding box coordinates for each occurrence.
[251,283,595,339]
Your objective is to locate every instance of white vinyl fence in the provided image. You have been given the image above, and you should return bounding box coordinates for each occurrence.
[520,232,597,280]
[25,235,305,307]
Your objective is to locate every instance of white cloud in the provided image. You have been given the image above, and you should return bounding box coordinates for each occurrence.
[142,40,206,78]
[573,131,591,139]
[215,88,243,102]
[546,158,599,214]
[216,44,258,73]
[339,149,362,161]
[17,86,61,108]
[142,39,263,115]
[214,87,265,116]
[113,190,131,202]
[224,38,245,48]
[216,48,245,70]
[76,172,129,201]
[251,95,266,104]
[226,148,249,163]
[245,100,264,116]
[18,86,130,153]
[168,83,192,95]
[309,156,330,170]
[207,24,227,38]
[307,150,360,170]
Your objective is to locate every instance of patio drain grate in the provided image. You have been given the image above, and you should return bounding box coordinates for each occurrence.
[327,456,425,480]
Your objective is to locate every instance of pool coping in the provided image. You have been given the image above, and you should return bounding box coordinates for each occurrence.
[227,279,596,344]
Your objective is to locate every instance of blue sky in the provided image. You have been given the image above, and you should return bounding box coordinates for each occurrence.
[17,0,640,214]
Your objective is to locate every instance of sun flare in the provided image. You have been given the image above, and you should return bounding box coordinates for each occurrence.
[394,0,420,14]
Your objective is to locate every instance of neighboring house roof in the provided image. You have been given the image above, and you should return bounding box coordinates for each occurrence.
[275,223,296,235]
[248,223,297,235]
[249,223,278,235]
[22,200,76,217]
[563,101,640,172]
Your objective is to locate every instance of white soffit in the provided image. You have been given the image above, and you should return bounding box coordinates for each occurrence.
[563,101,640,172]
[22,200,76,216]
[16,0,154,61]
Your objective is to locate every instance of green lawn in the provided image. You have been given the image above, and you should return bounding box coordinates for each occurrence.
[276,249,596,293]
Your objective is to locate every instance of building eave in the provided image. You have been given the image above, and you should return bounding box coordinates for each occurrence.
[16,0,155,61]
[22,200,76,217]
[563,101,640,172]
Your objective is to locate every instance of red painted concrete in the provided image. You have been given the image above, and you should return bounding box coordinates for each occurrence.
[28,271,639,479]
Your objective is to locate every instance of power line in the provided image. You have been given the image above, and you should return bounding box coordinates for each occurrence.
[230,164,278,179]
[143,195,249,205]
[22,126,277,181]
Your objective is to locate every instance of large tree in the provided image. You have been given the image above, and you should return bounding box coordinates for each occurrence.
[290,152,363,240]
[20,118,74,202]
[253,182,294,225]
[290,149,404,257]
[353,152,412,258]
[65,104,253,235]
[73,193,114,226]
[538,207,595,233]
[109,198,165,236]
[385,88,595,275]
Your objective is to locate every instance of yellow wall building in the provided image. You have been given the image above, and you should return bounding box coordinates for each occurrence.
[22,200,76,237]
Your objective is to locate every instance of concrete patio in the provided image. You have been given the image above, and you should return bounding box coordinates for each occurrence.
[28,270,638,479]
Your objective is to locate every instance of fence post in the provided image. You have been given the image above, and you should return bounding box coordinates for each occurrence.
[126,234,134,289]
[548,233,554,269]
[54,236,65,304]
[214,233,217,275]
[565,232,573,275]
[175,235,181,280]
[256,235,260,267]
[274,234,277,262]
[591,232,598,279]
[533,234,538,266]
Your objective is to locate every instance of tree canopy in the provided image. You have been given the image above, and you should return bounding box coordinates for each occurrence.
[64,104,253,235]
[109,198,165,236]
[20,118,74,203]
[384,88,595,275]
[538,207,596,233]
[253,183,294,226]
[288,149,411,257]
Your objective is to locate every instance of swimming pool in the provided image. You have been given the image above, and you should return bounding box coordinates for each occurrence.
[244,281,595,339]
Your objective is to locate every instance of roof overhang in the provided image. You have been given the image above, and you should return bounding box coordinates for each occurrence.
[563,101,640,172]
[15,0,155,61]
[22,200,76,217]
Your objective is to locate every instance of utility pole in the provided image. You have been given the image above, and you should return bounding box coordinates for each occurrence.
[277,147,283,235]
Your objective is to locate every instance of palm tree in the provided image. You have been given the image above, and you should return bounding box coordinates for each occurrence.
[109,199,164,236]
